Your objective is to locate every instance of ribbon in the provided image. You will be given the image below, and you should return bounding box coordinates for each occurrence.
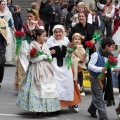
[65,54,72,69]
[15,37,22,55]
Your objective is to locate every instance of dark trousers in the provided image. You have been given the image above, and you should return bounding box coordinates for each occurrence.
[102,19,112,37]
[45,22,55,36]
[78,72,83,88]
[118,73,120,93]
[88,77,108,119]
[0,46,6,83]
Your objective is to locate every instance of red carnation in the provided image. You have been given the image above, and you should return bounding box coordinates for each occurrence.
[85,41,94,48]
[108,56,117,65]
[15,30,24,37]
[30,48,37,58]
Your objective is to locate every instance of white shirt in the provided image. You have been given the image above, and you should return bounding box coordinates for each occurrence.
[88,52,107,73]
[97,2,115,18]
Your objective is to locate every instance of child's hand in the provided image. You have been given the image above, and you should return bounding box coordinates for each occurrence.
[50,49,56,55]
[102,68,107,73]
[113,68,120,72]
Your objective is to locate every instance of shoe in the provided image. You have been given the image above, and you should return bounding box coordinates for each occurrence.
[88,109,97,118]
[80,91,85,96]
[73,105,79,113]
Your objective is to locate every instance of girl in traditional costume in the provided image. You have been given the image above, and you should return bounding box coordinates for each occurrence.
[71,33,89,96]
[17,29,61,113]
[46,25,81,112]
[0,0,16,65]
[14,8,44,91]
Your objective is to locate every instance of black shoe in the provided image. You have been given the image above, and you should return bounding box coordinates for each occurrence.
[88,109,97,118]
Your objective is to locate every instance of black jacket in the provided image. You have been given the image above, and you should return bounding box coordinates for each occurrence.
[44,3,55,23]
[12,12,23,30]
[70,22,94,55]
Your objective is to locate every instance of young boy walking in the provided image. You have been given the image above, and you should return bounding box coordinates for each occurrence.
[88,37,118,120]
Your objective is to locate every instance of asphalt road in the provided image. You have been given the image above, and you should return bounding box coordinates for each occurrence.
[0,66,119,120]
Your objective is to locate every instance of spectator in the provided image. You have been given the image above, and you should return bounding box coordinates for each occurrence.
[96,0,115,37]
[12,5,23,30]
[44,0,56,36]
[54,1,61,25]
[31,2,39,11]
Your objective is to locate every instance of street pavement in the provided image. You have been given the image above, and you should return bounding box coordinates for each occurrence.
[0,65,119,120]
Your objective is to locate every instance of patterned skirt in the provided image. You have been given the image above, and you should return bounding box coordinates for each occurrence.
[60,81,81,107]
[16,65,61,112]
[14,59,26,91]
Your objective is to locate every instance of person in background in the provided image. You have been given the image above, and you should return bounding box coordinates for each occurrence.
[14,8,44,91]
[65,4,76,36]
[12,5,23,30]
[44,0,55,36]
[0,18,8,88]
[31,2,39,12]
[89,0,96,11]
[7,0,13,12]
[92,9,101,30]
[112,7,120,50]
[96,0,115,37]
[61,3,68,26]
[54,0,61,25]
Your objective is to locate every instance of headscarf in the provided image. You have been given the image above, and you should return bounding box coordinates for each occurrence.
[52,24,66,37]
[72,33,85,41]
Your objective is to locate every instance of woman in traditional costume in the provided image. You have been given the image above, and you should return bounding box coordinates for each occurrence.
[17,29,61,113]
[14,8,44,91]
[46,25,81,112]
[0,0,16,65]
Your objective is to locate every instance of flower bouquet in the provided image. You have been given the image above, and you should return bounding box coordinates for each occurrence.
[65,42,77,69]
[30,47,52,62]
[15,30,24,55]
[85,41,94,55]
[91,30,104,44]
[98,56,118,81]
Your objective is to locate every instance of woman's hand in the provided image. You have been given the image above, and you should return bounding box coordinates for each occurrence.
[29,20,37,24]
[50,49,56,55]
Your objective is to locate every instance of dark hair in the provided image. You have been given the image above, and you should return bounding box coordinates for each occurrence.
[67,4,75,12]
[13,5,20,12]
[115,0,118,3]
[0,0,5,4]
[101,37,115,49]
[32,29,45,40]
[7,0,12,4]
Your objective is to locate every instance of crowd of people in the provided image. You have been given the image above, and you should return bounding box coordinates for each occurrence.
[1,0,120,120]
